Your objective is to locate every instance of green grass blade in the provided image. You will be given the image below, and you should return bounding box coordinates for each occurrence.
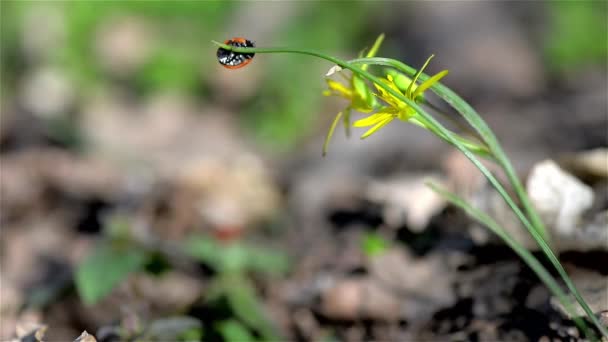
[408,116,491,157]
[427,182,595,339]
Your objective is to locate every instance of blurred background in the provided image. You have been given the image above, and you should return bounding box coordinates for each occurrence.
[1,1,606,341]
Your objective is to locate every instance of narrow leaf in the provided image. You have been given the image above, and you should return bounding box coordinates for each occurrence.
[427,182,594,338]
[323,112,343,157]
[216,320,255,342]
[225,276,278,341]
[75,241,147,305]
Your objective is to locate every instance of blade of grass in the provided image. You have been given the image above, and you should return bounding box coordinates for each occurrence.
[427,182,595,339]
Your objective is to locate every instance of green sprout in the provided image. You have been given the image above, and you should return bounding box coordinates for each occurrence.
[212,35,608,340]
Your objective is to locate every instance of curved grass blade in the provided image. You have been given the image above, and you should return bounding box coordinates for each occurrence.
[427,182,596,340]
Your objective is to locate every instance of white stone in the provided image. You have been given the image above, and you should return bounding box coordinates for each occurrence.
[527,160,594,236]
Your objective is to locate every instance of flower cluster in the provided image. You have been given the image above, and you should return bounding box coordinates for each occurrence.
[320,34,385,156]
[322,51,448,154]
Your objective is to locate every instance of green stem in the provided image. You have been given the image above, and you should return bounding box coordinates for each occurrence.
[213,41,606,338]
[422,100,485,144]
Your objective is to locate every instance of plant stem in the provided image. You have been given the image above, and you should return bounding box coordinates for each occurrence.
[213,41,607,338]
[349,57,606,337]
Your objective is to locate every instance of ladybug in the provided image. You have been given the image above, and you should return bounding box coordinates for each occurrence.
[217,37,255,69]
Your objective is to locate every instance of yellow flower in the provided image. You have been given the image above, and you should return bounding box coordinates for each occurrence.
[322,34,385,156]
[322,76,376,148]
[323,77,376,114]
[353,54,448,139]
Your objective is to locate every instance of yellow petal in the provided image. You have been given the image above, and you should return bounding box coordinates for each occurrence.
[366,33,385,58]
[360,33,385,71]
[407,54,434,98]
[360,116,393,139]
[373,81,390,98]
[412,70,448,100]
[323,111,343,157]
[373,78,403,108]
[326,79,352,98]
[342,108,352,138]
[353,112,392,127]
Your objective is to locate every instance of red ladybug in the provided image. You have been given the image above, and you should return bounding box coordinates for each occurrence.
[217,37,255,69]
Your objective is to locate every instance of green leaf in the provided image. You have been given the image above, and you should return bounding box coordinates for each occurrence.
[184,235,221,266]
[185,235,289,275]
[75,241,148,305]
[184,236,248,273]
[221,244,250,273]
[224,276,278,341]
[216,320,255,342]
[244,246,290,276]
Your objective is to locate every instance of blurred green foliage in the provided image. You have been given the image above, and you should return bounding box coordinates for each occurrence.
[185,234,288,340]
[75,240,148,305]
[2,1,606,151]
[56,1,233,87]
[221,275,278,341]
[74,215,287,340]
[185,235,288,340]
[243,2,377,149]
[545,1,608,73]
[361,231,390,257]
[135,49,202,94]
[143,316,204,342]
[74,214,147,305]
[185,235,289,275]
[216,319,255,342]
[1,1,379,151]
